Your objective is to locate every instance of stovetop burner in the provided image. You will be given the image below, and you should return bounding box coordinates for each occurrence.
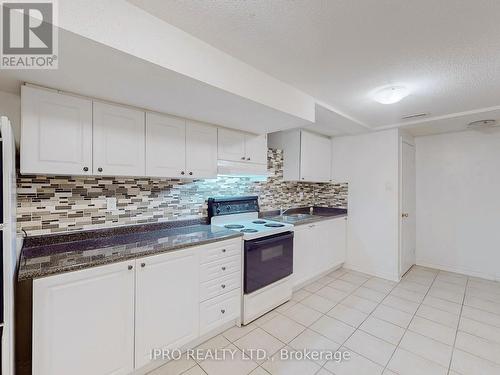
[225,224,245,229]
[264,223,285,228]
[252,220,267,224]
[241,228,258,233]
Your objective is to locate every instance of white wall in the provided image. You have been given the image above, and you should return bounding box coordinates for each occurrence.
[416,130,500,280]
[332,129,400,281]
[0,91,20,147]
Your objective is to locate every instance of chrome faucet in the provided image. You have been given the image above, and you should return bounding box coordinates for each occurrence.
[280,206,292,216]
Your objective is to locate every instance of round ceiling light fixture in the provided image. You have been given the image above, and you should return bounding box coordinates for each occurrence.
[373,86,410,104]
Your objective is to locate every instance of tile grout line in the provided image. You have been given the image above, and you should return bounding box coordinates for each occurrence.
[380,267,439,374]
[446,276,469,375]
[315,271,399,372]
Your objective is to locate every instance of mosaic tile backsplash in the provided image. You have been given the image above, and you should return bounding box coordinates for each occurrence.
[17,149,348,235]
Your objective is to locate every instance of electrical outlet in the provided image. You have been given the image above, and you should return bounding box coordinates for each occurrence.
[106,197,117,212]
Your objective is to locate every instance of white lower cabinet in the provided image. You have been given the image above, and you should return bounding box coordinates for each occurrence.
[293,217,347,287]
[200,289,241,335]
[33,261,135,375]
[135,248,200,369]
[32,238,242,375]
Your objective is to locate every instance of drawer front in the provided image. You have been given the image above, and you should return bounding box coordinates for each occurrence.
[200,289,241,335]
[199,239,241,265]
[200,255,241,282]
[200,272,241,301]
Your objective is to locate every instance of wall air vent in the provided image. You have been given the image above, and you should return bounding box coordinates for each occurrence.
[467,119,498,130]
[401,113,428,120]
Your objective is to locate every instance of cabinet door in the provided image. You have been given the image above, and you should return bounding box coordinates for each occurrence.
[218,128,246,162]
[33,262,135,375]
[135,248,199,369]
[293,225,317,287]
[329,218,347,266]
[245,133,268,165]
[21,86,92,175]
[186,121,218,178]
[145,112,186,177]
[300,131,332,182]
[93,102,145,176]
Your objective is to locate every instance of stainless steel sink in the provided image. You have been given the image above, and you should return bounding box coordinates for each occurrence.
[269,213,316,222]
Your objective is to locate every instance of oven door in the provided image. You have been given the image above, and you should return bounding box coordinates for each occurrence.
[244,231,293,294]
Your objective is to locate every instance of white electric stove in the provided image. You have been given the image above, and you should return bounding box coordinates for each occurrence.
[208,196,294,324]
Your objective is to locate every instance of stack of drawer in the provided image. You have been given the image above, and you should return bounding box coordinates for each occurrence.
[199,239,242,334]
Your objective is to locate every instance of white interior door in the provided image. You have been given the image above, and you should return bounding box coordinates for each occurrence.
[400,141,416,276]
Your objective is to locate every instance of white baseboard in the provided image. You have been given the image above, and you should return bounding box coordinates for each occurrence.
[292,262,344,291]
[416,260,500,282]
[343,263,400,282]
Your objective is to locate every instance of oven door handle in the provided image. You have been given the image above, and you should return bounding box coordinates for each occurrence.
[246,232,294,247]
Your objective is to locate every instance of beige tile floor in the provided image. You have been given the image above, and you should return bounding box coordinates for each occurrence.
[148,266,500,375]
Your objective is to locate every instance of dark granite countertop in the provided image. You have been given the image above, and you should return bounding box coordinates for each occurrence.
[262,207,347,226]
[18,220,243,281]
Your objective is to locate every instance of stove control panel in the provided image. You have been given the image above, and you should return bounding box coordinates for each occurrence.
[208,196,259,219]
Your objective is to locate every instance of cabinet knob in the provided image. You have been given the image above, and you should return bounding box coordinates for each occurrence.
[221,266,226,271]
[83,166,89,172]
[241,156,246,160]
[189,172,193,176]
[98,167,103,172]
[221,309,226,314]
[221,249,226,253]
[141,263,146,268]
[128,265,133,270]
[246,157,251,161]
[221,284,226,289]
[180,171,185,175]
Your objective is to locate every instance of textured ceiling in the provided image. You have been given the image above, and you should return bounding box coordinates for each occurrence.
[129,0,500,132]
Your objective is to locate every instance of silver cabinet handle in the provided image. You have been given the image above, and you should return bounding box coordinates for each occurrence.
[221,284,226,289]
[98,167,103,172]
[246,157,251,161]
[241,156,246,160]
[180,171,185,175]
[222,248,226,253]
[189,171,193,176]
[141,263,145,268]
[221,309,226,314]
[128,265,133,270]
[221,266,226,271]
[83,166,89,172]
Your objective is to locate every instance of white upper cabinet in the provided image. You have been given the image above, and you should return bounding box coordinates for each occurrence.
[218,128,267,165]
[145,115,217,179]
[145,112,186,178]
[93,102,145,176]
[217,128,247,162]
[135,248,199,369]
[300,130,332,182]
[244,134,268,164]
[268,129,331,182]
[185,120,218,178]
[33,261,135,375]
[21,86,93,175]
